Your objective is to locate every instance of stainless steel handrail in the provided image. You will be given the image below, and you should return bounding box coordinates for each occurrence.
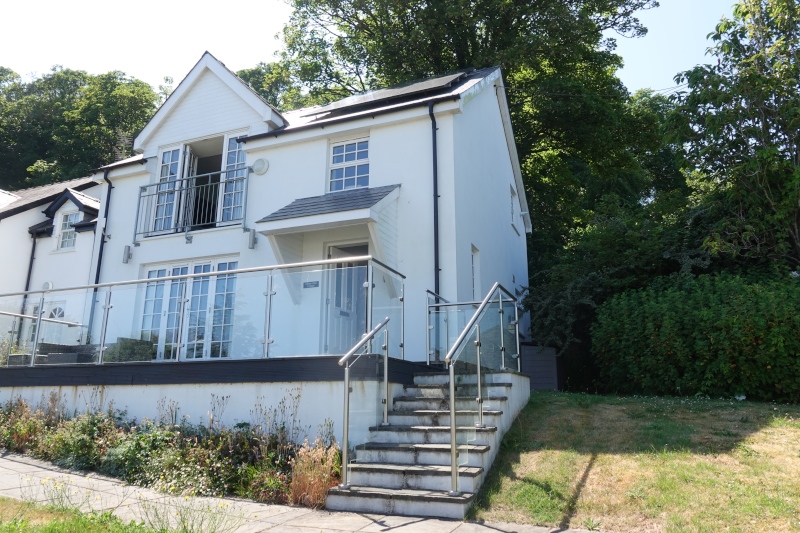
[0,310,83,328]
[0,256,375,299]
[338,316,390,366]
[429,299,515,308]
[442,282,519,496]
[425,289,450,304]
[338,316,391,490]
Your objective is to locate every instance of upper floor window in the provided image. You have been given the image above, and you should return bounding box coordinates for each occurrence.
[330,139,369,192]
[59,212,80,249]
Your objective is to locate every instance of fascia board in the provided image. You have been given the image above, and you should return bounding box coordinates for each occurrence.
[255,208,373,235]
[244,100,462,152]
[494,73,532,233]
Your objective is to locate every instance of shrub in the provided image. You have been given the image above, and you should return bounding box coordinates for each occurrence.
[289,439,340,507]
[250,465,290,504]
[37,413,121,470]
[592,273,800,401]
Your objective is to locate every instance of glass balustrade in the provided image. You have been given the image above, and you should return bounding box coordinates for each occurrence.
[0,258,404,367]
[441,283,520,496]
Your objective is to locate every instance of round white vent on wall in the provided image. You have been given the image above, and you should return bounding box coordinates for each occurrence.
[252,159,269,175]
[42,281,53,290]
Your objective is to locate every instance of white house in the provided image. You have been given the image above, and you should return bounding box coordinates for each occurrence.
[0,52,531,518]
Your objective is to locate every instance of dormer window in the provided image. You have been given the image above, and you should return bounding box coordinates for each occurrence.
[330,139,369,191]
[59,212,80,249]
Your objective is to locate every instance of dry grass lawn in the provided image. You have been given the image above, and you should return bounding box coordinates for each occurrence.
[470,392,800,532]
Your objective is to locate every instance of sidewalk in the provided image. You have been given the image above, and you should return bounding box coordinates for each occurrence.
[0,453,584,533]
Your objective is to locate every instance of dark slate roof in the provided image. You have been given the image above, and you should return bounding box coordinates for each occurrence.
[0,178,98,221]
[73,218,98,233]
[28,219,54,237]
[258,185,400,223]
[43,188,100,218]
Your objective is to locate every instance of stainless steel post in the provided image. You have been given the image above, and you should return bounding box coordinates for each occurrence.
[475,325,485,429]
[381,328,389,426]
[400,284,405,360]
[97,290,113,364]
[30,294,45,367]
[263,274,274,358]
[448,360,459,496]
[498,292,506,370]
[366,265,374,353]
[426,295,431,365]
[339,365,351,489]
[514,298,521,372]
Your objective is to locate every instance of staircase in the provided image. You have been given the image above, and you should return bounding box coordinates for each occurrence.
[326,369,530,519]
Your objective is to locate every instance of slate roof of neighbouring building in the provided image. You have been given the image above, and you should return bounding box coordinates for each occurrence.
[257,185,400,223]
[0,177,98,220]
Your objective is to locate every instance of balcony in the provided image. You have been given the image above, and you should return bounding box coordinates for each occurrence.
[134,168,248,242]
[0,257,404,368]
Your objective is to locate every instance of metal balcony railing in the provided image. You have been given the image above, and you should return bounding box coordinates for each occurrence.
[133,167,249,242]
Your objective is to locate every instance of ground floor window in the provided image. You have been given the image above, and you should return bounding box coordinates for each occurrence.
[140,259,238,360]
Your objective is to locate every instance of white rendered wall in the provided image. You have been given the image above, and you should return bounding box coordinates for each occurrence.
[0,381,405,448]
[97,74,524,363]
[452,79,529,304]
[0,209,40,296]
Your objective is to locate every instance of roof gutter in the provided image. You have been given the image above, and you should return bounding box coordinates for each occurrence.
[429,102,441,296]
[239,95,461,143]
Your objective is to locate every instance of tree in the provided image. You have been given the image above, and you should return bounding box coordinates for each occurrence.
[236,62,310,111]
[673,0,800,267]
[0,67,158,190]
[280,0,658,102]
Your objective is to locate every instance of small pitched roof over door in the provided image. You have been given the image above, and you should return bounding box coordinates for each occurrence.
[133,52,286,152]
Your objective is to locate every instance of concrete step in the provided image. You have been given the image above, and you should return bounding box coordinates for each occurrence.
[347,463,483,492]
[368,424,497,445]
[413,372,520,386]
[403,382,513,398]
[326,486,475,519]
[354,442,490,467]
[387,409,503,427]
[392,395,508,411]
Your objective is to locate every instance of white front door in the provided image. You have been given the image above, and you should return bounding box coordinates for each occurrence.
[326,245,368,354]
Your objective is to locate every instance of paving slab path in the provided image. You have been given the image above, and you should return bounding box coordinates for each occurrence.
[0,453,586,533]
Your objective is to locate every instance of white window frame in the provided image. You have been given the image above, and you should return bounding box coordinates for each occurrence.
[139,257,239,361]
[219,134,247,224]
[329,138,369,192]
[510,186,520,235]
[58,211,81,249]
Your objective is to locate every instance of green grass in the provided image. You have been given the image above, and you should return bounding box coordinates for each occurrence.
[471,392,800,532]
[0,496,153,532]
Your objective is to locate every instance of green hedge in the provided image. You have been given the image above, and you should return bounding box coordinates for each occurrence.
[592,274,800,402]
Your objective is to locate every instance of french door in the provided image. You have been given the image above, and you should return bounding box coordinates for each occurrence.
[153,146,197,234]
[140,260,238,360]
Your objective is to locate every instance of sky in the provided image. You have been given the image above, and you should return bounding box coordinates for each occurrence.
[612,0,738,92]
[0,0,294,88]
[1,0,737,94]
